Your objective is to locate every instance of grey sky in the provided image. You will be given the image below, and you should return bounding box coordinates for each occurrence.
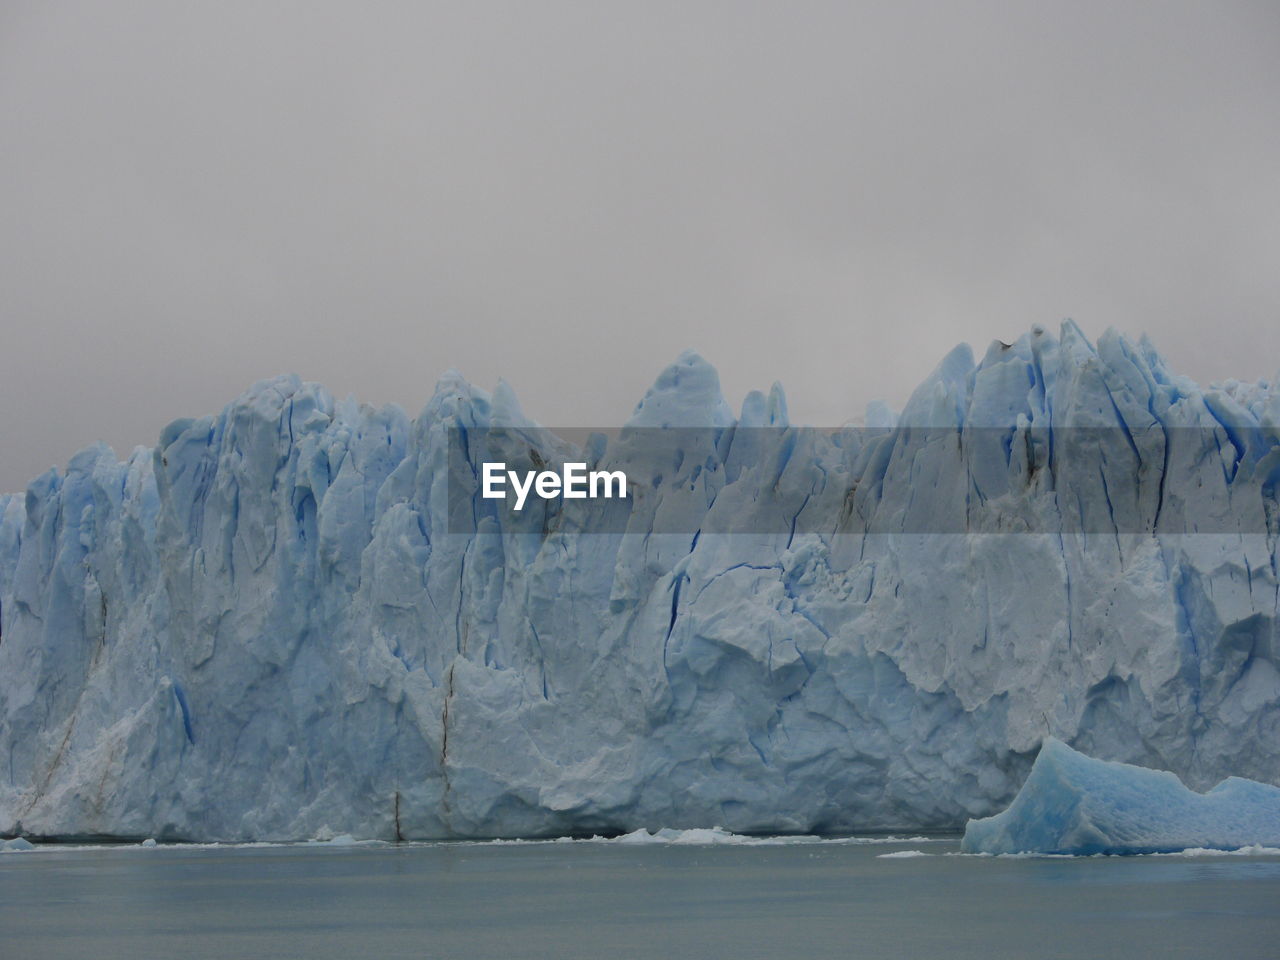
[2,1,1278,493]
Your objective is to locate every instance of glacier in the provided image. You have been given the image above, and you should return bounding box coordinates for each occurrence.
[1,321,1279,842]
[961,738,1280,855]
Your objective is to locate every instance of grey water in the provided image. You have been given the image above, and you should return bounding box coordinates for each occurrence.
[3,838,1279,960]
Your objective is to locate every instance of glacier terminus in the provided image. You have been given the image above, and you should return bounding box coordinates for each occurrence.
[1,322,1278,843]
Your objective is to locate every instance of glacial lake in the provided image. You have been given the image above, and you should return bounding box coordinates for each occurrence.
[3,835,1279,959]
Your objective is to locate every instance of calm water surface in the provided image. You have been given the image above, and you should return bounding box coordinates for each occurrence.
[2,837,1278,959]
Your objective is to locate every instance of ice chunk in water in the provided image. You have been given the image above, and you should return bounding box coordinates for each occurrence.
[962,739,1280,855]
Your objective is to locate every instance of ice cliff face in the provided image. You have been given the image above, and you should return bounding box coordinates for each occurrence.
[1,322,1279,841]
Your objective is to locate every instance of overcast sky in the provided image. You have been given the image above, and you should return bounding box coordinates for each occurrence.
[1,1,1277,492]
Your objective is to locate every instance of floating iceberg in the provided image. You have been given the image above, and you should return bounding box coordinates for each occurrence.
[1,323,1278,842]
[961,738,1280,855]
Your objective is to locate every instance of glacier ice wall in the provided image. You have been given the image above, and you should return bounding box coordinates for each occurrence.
[1,322,1279,841]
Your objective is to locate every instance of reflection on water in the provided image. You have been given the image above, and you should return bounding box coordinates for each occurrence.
[2,838,1279,960]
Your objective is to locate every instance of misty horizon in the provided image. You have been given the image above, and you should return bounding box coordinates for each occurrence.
[2,2,1277,492]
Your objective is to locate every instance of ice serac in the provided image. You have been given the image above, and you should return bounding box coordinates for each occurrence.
[961,738,1280,855]
[1,324,1279,842]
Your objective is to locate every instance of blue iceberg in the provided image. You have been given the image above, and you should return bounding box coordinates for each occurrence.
[962,738,1280,855]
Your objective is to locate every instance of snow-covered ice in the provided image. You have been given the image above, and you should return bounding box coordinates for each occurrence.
[1,323,1278,841]
[961,738,1280,855]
